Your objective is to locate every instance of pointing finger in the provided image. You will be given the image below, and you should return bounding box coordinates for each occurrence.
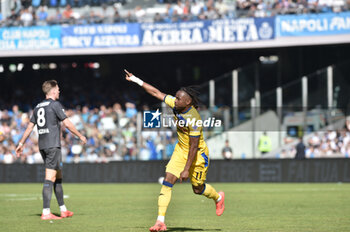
[124,69,131,75]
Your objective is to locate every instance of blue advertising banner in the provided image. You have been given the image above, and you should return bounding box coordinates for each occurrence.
[276,12,350,37]
[61,23,140,48]
[0,17,275,52]
[0,26,61,50]
[141,17,275,46]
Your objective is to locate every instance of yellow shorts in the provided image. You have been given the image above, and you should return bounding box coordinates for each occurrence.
[166,146,209,186]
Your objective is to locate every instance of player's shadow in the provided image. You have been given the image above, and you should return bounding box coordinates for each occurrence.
[33,213,62,217]
[167,227,221,231]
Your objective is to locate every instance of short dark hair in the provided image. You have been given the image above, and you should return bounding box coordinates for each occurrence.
[180,86,200,108]
[42,80,58,95]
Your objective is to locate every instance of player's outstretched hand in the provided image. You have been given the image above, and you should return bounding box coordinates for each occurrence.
[124,69,133,81]
[79,136,87,145]
[124,69,144,87]
[15,145,23,158]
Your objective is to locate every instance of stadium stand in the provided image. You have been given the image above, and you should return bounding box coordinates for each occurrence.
[0,102,178,164]
[2,60,350,164]
[1,0,350,164]
[276,128,350,159]
[0,0,349,27]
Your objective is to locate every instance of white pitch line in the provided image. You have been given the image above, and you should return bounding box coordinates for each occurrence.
[0,194,40,197]
[2,194,69,201]
[6,197,39,201]
[231,188,340,193]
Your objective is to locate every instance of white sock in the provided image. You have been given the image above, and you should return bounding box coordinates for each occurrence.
[60,205,67,212]
[43,208,50,215]
[157,215,165,223]
[216,195,222,203]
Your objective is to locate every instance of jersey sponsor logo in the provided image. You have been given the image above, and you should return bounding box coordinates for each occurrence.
[38,128,50,134]
[36,101,50,108]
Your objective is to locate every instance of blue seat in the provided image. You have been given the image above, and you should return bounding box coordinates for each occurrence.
[50,0,57,7]
[32,0,41,7]
[60,0,67,7]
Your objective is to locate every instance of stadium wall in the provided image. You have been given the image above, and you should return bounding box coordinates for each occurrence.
[207,111,281,159]
[1,159,349,183]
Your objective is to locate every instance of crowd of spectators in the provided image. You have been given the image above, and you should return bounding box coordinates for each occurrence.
[280,128,350,158]
[0,103,178,164]
[0,0,349,27]
[305,130,350,158]
[2,99,349,164]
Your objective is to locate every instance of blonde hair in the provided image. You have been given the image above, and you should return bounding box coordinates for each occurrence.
[42,80,58,95]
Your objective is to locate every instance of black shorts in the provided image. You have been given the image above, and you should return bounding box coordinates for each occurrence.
[40,147,62,170]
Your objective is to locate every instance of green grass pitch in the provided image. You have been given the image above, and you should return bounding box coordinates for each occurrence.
[1,183,349,232]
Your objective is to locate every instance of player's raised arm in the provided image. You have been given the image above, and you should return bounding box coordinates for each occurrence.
[15,122,35,157]
[124,69,166,101]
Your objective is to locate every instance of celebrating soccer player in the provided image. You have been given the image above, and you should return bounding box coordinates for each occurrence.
[15,80,87,220]
[124,69,225,232]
